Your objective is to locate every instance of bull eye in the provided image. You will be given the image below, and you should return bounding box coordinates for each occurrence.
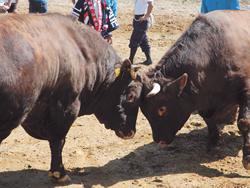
[127,93,134,102]
[158,106,166,116]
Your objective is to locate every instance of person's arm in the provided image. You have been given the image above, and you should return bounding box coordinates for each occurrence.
[139,1,153,22]
[7,0,11,7]
[200,0,208,14]
[112,0,117,17]
[1,0,11,12]
[231,0,240,10]
[105,1,119,43]
[72,0,75,5]
[13,0,18,13]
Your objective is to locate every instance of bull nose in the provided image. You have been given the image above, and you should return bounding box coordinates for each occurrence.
[156,141,168,146]
[123,130,135,140]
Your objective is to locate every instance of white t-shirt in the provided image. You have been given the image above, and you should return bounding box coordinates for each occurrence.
[133,0,153,15]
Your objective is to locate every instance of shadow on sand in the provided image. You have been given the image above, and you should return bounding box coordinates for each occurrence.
[0,125,249,188]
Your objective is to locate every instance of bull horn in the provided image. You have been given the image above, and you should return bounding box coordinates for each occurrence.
[147,83,161,97]
[115,68,120,77]
[130,66,141,79]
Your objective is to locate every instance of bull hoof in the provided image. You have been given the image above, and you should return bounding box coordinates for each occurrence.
[48,171,71,183]
[58,175,71,183]
[48,171,60,178]
[243,156,250,170]
[207,146,220,155]
[48,171,53,177]
[53,171,60,178]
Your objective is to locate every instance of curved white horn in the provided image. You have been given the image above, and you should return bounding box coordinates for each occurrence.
[131,66,141,71]
[147,83,161,97]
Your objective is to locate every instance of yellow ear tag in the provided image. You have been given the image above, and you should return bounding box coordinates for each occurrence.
[130,69,136,79]
[115,68,120,77]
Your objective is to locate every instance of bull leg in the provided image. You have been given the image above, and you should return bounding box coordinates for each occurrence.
[237,91,250,170]
[238,119,250,170]
[47,97,80,182]
[200,110,220,154]
[0,122,20,144]
[206,122,220,154]
[48,138,71,182]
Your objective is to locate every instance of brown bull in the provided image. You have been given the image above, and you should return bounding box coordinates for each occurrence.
[133,10,250,170]
[0,13,142,182]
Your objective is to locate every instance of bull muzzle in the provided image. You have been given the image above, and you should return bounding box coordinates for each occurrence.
[116,129,135,139]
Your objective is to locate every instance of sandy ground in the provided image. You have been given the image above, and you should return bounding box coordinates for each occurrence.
[1,0,250,188]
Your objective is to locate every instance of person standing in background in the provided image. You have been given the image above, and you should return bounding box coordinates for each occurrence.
[71,0,119,44]
[201,0,240,14]
[1,0,18,13]
[106,0,117,17]
[105,0,117,44]
[128,0,154,65]
[29,0,47,13]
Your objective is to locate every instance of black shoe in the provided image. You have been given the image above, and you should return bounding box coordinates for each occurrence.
[139,59,153,65]
[129,47,137,65]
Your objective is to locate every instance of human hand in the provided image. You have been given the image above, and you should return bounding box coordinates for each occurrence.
[1,5,9,12]
[107,35,113,44]
[13,8,18,13]
[139,16,147,22]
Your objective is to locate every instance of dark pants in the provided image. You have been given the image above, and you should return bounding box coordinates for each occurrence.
[29,1,47,13]
[129,17,150,52]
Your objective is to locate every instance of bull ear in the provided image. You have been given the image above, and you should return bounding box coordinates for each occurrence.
[179,73,188,89]
[115,59,132,79]
[165,73,188,96]
[116,59,142,79]
[120,59,131,71]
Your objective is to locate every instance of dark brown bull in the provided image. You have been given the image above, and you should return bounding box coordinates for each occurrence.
[138,10,250,170]
[0,13,142,182]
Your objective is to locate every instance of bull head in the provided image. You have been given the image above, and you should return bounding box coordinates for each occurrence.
[115,59,141,79]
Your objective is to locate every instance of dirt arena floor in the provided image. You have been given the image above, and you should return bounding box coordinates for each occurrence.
[1,0,250,187]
